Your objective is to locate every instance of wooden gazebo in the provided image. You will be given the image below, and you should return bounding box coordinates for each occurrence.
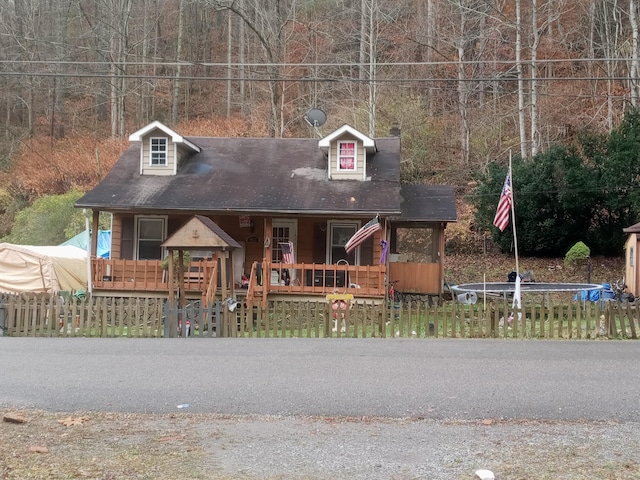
[161,215,241,310]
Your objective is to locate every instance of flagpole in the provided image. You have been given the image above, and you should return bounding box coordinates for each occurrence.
[509,152,520,276]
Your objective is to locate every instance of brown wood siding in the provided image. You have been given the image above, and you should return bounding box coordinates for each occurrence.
[121,216,134,260]
[108,214,385,276]
[111,215,122,260]
[360,236,374,265]
[388,262,441,294]
[312,221,327,263]
[296,217,316,263]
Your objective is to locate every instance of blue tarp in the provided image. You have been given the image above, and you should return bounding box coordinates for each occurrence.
[60,230,111,258]
[575,283,613,302]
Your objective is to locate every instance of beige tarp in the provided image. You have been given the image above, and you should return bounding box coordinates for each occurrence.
[0,243,87,294]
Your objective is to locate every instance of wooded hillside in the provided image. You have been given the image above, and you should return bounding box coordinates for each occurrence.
[1,0,639,252]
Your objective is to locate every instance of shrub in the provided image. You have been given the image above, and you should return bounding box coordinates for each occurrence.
[161,251,192,271]
[565,241,590,265]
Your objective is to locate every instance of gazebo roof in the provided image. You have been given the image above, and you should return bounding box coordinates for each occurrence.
[161,215,241,250]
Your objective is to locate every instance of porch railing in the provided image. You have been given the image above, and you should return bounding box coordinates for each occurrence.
[245,261,386,306]
[91,259,387,303]
[91,258,217,292]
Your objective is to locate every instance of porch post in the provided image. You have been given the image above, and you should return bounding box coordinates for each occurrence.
[439,222,446,295]
[229,249,235,298]
[91,210,100,257]
[168,250,176,337]
[178,250,186,310]
[220,251,228,337]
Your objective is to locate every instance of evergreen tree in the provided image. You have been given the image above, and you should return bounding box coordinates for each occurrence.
[473,108,640,256]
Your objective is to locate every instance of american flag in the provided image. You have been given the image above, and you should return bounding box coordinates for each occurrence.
[344,216,382,254]
[280,241,295,264]
[493,169,512,231]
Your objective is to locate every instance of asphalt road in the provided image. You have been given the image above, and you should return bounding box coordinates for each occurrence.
[1,337,639,420]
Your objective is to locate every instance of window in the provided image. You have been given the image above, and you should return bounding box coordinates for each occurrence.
[136,217,166,260]
[630,247,635,267]
[150,137,167,166]
[337,141,356,170]
[329,222,357,265]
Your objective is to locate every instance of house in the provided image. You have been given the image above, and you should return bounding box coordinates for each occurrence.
[75,121,457,305]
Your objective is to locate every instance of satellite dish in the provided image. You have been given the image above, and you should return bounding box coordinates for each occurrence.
[304,108,327,128]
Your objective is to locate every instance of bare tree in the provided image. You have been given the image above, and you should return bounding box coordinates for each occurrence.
[515,0,527,158]
[171,0,186,125]
[630,0,640,106]
[208,0,300,137]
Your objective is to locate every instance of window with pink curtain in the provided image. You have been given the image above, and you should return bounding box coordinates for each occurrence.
[338,142,355,170]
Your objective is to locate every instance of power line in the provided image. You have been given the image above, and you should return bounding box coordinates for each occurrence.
[0,70,639,84]
[1,57,640,68]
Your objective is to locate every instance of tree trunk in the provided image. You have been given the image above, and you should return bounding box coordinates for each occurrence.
[530,0,539,156]
[516,0,528,158]
[630,0,640,106]
[171,0,186,125]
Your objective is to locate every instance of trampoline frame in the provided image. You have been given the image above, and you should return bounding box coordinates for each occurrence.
[451,282,605,294]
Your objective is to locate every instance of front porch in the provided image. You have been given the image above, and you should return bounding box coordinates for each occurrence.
[90,258,387,304]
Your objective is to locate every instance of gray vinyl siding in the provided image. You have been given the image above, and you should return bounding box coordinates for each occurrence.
[328,134,366,180]
[141,129,176,176]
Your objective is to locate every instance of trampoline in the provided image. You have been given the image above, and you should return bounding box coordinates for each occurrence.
[451,282,605,304]
[452,282,605,294]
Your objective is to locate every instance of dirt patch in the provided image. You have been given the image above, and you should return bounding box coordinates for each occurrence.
[444,254,625,286]
[2,410,639,480]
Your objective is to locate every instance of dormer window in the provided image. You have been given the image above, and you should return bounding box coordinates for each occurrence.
[150,137,168,166]
[338,141,356,170]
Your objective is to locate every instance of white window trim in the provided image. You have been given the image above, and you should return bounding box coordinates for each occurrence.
[327,220,360,264]
[150,137,168,166]
[134,215,168,260]
[336,140,357,171]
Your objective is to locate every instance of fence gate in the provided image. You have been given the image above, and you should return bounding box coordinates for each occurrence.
[163,301,226,338]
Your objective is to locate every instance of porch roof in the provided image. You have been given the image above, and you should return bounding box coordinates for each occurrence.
[76,136,402,216]
[394,185,457,223]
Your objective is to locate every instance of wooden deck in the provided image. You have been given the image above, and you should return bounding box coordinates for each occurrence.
[90,259,388,301]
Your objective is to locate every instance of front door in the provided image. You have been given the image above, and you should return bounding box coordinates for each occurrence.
[272,219,297,284]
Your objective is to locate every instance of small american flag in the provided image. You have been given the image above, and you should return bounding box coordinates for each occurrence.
[493,169,512,231]
[280,241,295,264]
[344,216,382,254]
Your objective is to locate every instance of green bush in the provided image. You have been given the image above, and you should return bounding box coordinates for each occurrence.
[565,241,590,265]
[161,251,192,271]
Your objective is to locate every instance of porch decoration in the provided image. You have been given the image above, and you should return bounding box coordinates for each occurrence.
[326,292,353,333]
[344,216,381,254]
[239,215,251,228]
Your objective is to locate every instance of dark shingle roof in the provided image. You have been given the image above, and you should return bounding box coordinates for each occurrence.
[77,136,402,217]
[396,185,457,223]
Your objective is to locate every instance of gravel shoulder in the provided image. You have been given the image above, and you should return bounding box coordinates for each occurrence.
[2,409,639,480]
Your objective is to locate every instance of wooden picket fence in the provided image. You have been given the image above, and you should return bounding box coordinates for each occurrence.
[0,293,164,338]
[1,292,638,340]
